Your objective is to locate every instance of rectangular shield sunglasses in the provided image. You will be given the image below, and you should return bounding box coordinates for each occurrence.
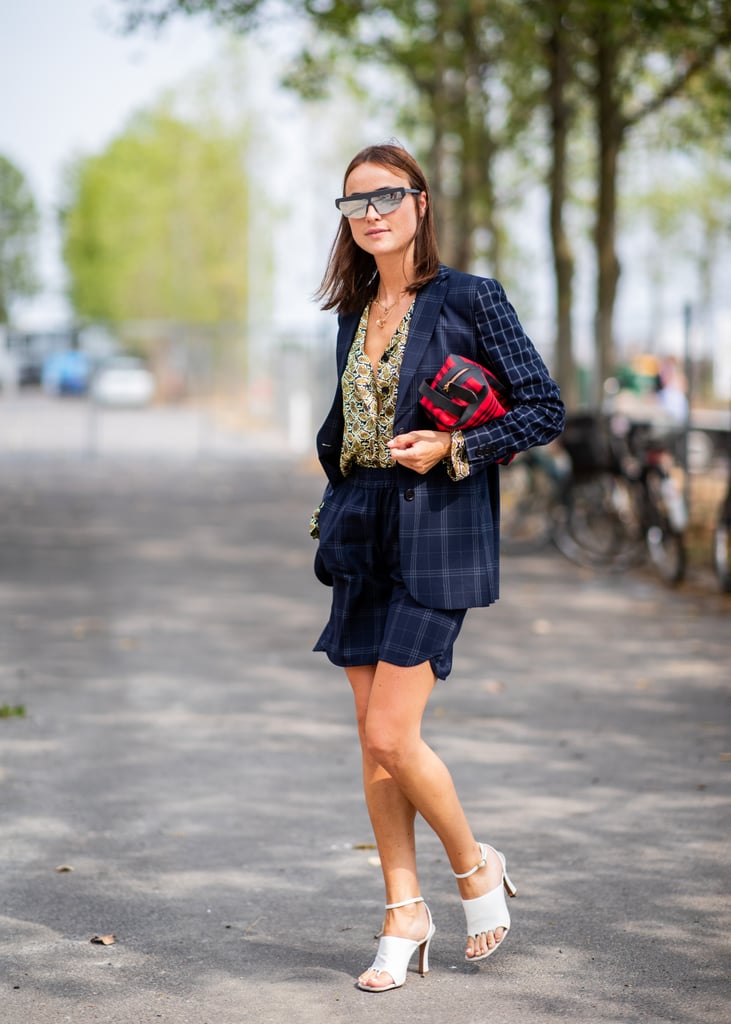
[335,186,421,219]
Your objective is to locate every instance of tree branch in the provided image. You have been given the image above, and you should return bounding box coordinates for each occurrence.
[624,30,731,130]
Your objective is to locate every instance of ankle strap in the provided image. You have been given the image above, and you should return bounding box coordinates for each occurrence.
[384,896,424,910]
[453,843,488,879]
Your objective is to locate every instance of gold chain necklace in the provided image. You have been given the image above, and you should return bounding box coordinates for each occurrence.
[374,293,400,330]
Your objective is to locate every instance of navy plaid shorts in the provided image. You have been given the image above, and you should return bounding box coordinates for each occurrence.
[313,467,467,680]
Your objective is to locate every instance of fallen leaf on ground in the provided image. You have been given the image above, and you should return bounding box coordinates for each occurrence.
[90,934,115,945]
[55,865,74,873]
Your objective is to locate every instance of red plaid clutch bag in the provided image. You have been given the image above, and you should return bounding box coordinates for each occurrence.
[418,353,511,430]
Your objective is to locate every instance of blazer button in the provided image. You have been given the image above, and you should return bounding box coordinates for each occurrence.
[404,488,415,501]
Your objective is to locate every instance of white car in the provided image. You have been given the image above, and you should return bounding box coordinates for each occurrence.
[91,356,154,407]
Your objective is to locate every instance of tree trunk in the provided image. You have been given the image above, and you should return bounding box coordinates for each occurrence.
[422,2,500,276]
[593,28,623,405]
[460,13,499,276]
[545,2,577,408]
[427,3,458,267]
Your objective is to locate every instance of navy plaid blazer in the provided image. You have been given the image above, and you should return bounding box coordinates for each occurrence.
[315,265,565,609]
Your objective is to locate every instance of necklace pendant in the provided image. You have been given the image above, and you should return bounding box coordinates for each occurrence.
[376,317,386,329]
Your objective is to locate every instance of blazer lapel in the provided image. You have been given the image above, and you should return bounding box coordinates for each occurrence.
[395,267,449,427]
[335,312,360,379]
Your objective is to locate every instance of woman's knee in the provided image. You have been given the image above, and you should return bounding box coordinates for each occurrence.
[364,664,432,768]
[363,719,412,772]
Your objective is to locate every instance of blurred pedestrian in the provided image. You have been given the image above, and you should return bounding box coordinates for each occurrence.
[310,142,564,992]
[655,355,688,424]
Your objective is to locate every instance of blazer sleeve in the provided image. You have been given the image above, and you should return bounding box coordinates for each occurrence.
[461,277,565,469]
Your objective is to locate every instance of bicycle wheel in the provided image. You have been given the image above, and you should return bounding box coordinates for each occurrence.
[643,468,686,586]
[646,522,685,585]
[552,472,639,570]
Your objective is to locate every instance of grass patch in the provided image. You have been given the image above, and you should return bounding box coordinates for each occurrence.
[0,704,26,719]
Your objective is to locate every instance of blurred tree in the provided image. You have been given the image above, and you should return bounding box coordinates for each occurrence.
[61,104,250,327]
[525,0,731,404]
[119,0,731,407]
[638,47,731,318]
[576,0,731,399]
[0,155,40,323]
[119,0,585,411]
[118,1,538,277]
[531,0,582,408]
[625,133,731,351]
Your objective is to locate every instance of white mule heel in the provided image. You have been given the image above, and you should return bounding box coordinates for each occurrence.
[454,842,517,962]
[356,896,435,992]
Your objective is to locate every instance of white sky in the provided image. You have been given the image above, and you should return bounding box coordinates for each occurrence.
[0,1,226,199]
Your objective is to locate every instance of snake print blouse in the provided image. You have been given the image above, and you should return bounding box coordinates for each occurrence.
[339,302,412,475]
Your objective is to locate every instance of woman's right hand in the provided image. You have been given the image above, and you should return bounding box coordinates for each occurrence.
[387,430,451,474]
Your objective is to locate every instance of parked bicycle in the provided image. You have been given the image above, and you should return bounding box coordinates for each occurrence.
[619,419,687,583]
[500,412,688,586]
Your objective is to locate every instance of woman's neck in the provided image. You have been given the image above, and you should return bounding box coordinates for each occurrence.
[375,257,414,305]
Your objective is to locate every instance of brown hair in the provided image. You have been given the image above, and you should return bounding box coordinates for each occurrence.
[316,143,440,314]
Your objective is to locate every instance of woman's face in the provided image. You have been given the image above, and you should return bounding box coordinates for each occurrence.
[343,161,426,262]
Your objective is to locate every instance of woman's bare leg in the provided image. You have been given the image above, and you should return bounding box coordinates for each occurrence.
[347,665,430,990]
[346,660,506,984]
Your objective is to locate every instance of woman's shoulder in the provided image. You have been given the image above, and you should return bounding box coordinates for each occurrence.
[436,264,501,291]
[434,265,505,305]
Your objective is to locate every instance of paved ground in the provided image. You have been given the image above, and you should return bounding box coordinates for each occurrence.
[0,451,729,1024]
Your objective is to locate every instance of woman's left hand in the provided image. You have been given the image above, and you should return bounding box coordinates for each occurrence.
[388,430,452,475]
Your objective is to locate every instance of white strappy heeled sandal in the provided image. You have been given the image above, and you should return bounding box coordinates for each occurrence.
[356,896,435,992]
[454,842,517,962]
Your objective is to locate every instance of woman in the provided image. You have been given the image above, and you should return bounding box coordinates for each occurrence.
[311,143,564,992]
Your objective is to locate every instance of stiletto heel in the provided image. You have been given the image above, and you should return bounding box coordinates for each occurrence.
[356,896,435,992]
[454,842,516,962]
[502,866,517,898]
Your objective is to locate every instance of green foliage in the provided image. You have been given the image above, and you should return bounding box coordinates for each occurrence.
[0,155,40,323]
[61,105,251,324]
